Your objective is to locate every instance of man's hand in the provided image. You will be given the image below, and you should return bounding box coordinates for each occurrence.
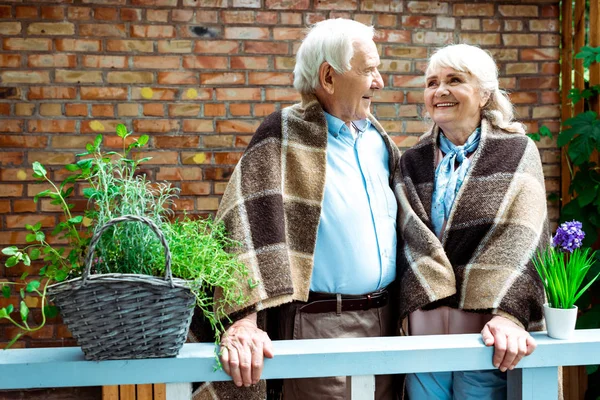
[220,312,274,387]
[481,315,537,372]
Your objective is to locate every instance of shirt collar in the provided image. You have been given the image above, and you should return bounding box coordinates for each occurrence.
[324,111,371,139]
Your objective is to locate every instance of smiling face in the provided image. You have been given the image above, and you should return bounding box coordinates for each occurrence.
[424,66,489,142]
[317,38,384,125]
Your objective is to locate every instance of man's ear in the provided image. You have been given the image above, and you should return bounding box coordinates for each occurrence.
[318,62,335,94]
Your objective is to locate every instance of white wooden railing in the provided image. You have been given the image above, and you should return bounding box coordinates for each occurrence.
[1,329,599,399]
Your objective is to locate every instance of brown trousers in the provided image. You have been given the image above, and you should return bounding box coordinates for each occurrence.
[276,300,396,400]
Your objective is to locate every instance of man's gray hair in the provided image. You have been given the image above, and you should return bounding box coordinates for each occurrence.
[426,43,526,134]
[293,18,375,95]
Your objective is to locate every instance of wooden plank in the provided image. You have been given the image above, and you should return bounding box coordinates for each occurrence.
[120,384,136,400]
[560,0,574,207]
[137,383,154,400]
[590,0,600,114]
[347,375,375,400]
[574,0,586,114]
[521,367,559,400]
[102,385,120,400]
[154,383,166,400]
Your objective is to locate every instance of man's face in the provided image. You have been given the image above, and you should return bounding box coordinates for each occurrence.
[326,38,384,124]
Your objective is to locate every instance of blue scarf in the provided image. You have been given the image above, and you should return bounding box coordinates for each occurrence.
[431,127,481,236]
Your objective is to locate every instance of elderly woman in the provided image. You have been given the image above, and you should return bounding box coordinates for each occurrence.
[397,44,549,399]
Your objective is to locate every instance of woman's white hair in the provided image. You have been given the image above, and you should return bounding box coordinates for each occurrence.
[293,18,375,95]
[426,44,525,134]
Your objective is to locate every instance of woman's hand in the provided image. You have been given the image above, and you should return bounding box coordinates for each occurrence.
[481,315,537,372]
[220,312,274,387]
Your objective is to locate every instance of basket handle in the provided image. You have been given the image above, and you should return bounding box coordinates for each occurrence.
[82,215,174,287]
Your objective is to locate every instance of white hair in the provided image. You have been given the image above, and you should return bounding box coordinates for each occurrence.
[293,18,375,95]
[426,44,525,134]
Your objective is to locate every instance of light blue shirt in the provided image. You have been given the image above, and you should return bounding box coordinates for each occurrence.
[310,112,397,295]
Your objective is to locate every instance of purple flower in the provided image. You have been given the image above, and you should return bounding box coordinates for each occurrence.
[552,220,585,253]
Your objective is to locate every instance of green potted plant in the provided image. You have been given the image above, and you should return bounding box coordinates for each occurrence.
[1,124,249,358]
[532,220,600,339]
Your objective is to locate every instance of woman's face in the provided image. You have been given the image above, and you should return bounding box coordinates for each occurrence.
[424,66,489,137]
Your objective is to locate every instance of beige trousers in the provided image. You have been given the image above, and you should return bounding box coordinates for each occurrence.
[277,300,396,400]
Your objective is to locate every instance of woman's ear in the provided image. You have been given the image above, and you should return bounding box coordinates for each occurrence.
[480,90,492,108]
[318,62,335,94]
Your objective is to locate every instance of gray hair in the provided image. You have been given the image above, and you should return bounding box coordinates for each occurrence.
[426,44,525,134]
[293,19,375,95]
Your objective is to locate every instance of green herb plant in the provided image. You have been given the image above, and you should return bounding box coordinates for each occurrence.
[1,124,250,347]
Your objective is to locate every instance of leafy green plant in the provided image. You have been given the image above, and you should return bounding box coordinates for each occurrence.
[1,124,249,347]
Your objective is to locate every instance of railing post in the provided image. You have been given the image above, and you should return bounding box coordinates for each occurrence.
[508,367,559,400]
[165,383,192,400]
[347,375,375,400]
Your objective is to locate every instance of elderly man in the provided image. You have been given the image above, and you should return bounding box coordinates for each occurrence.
[197,18,402,400]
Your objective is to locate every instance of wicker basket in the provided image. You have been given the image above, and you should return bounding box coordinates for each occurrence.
[48,215,196,361]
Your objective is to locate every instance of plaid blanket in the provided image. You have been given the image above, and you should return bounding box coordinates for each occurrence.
[192,94,401,400]
[397,118,549,330]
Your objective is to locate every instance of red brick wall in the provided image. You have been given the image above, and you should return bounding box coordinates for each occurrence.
[0,0,560,347]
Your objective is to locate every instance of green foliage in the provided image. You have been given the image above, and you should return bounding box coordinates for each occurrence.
[533,246,600,309]
[1,124,250,347]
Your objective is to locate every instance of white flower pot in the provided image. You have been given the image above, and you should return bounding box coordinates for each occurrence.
[543,303,578,339]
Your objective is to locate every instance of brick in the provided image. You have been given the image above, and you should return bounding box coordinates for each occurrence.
[233,0,260,7]
[143,103,164,116]
[0,168,32,181]
[256,11,278,24]
[154,136,200,149]
[3,38,51,51]
[453,3,494,16]
[68,7,91,20]
[530,19,559,32]
[375,29,411,43]
[203,166,234,180]
[196,197,219,211]
[249,72,293,85]
[55,70,102,84]
[158,40,193,53]
[224,27,269,40]
[135,151,178,164]
[182,120,214,133]
[499,5,538,17]
[0,55,21,68]
[542,5,560,18]
[519,77,559,90]
[168,104,201,117]
[28,54,76,68]
[172,10,193,22]
[15,104,35,116]
[503,34,538,47]
[406,1,448,14]
[315,0,357,10]
[204,104,226,117]
[375,14,396,27]
[182,0,227,6]
[81,87,128,100]
[92,7,117,20]
[203,135,234,148]
[436,16,455,30]
[216,120,260,133]
[28,120,75,134]
[0,135,47,148]
[132,87,180,101]
[79,23,126,37]
[214,152,243,165]
[0,152,24,166]
[521,49,559,61]
[0,104,9,115]
[305,13,327,24]
[265,0,309,9]
[392,75,425,87]
[65,103,88,117]
[215,88,260,101]
[27,152,75,165]
[460,18,480,30]
[541,34,560,47]
[380,60,411,73]
[413,31,453,44]
[15,6,37,19]
[221,10,254,24]
[91,104,114,117]
[274,57,295,70]
[117,104,139,117]
[158,72,198,85]
[541,62,560,75]
[201,72,245,85]
[0,22,21,35]
[244,41,288,55]
[107,71,154,84]
[39,104,62,116]
[506,63,538,75]
[0,200,10,213]
[50,135,94,149]
[1,71,50,84]
[55,38,101,52]
[133,56,179,69]
[82,55,126,69]
[509,92,538,104]
[459,33,501,46]
[384,46,428,58]
[402,16,433,29]
[183,56,228,69]
[405,91,423,103]
[194,40,238,54]
[131,25,175,38]
[133,120,179,133]
[230,104,251,116]
[157,167,203,181]
[27,22,74,35]
[180,152,211,166]
[41,6,65,19]
[0,6,11,18]
[0,120,22,133]
[194,10,218,23]
[533,106,560,119]
[273,27,305,41]
[147,9,169,22]
[106,39,153,53]
[488,49,518,61]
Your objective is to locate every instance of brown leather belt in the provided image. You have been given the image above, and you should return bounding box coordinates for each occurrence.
[299,289,389,314]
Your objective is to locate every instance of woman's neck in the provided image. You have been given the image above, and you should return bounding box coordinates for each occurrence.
[439,122,480,146]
